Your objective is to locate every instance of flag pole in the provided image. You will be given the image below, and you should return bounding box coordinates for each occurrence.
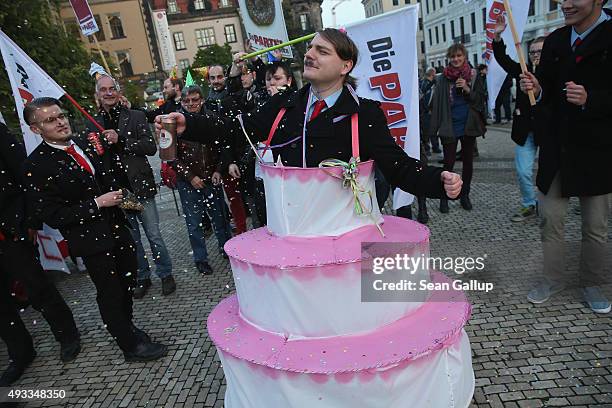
[63,93,105,133]
[239,33,316,60]
[91,34,112,75]
[502,0,536,106]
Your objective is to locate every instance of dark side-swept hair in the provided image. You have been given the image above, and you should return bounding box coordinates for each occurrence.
[316,28,359,88]
[23,97,62,126]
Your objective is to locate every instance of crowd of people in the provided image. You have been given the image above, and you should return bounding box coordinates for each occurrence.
[1,0,610,390]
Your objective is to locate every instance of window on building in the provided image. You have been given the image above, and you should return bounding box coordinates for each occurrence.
[194,0,206,9]
[179,59,190,70]
[419,17,423,30]
[482,7,486,26]
[435,26,439,44]
[300,14,310,30]
[64,19,81,39]
[108,14,125,39]
[450,20,455,39]
[220,0,230,6]
[195,28,215,47]
[471,12,476,34]
[432,0,436,11]
[442,23,446,42]
[88,15,105,42]
[549,0,558,11]
[168,0,179,13]
[439,0,442,7]
[224,24,237,43]
[116,51,133,77]
[529,0,536,16]
[460,16,465,35]
[173,31,186,50]
[426,0,430,14]
[473,53,478,67]
[431,61,435,68]
[405,0,410,4]
[428,28,432,46]
[421,40,425,54]
[393,0,399,5]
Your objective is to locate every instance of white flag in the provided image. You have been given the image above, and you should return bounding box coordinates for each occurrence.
[483,0,530,112]
[0,29,65,154]
[0,30,69,273]
[347,6,420,209]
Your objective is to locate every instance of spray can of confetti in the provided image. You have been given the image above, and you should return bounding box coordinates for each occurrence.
[87,132,105,156]
[159,115,177,161]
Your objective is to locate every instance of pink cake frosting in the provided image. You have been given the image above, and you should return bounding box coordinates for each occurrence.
[225,216,432,337]
[207,271,470,374]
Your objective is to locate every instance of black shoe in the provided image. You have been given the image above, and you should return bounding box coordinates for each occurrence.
[0,351,36,386]
[439,199,449,213]
[161,276,176,296]
[432,147,442,154]
[133,279,151,299]
[196,261,213,275]
[60,338,81,363]
[417,197,429,224]
[131,324,152,344]
[124,342,168,363]
[460,195,473,211]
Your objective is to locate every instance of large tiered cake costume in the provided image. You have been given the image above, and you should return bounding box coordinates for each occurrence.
[208,113,475,407]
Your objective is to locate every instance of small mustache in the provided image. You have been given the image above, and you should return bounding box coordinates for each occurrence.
[304,58,316,68]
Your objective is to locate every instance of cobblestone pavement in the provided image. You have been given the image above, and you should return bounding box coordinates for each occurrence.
[1,125,611,408]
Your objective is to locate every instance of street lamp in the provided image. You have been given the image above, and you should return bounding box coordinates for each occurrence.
[331,0,350,27]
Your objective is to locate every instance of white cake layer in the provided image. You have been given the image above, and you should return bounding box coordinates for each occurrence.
[218,330,474,408]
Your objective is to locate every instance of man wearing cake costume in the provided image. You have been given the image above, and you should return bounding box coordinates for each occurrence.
[156,29,474,408]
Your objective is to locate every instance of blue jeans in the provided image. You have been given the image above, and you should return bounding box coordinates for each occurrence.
[514,133,538,208]
[127,197,173,282]
[177,179,232,264]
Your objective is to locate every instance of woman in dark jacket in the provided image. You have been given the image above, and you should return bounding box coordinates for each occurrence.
[430,43,487,213]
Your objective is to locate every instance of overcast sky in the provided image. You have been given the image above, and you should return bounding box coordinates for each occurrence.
[321,0,366,28]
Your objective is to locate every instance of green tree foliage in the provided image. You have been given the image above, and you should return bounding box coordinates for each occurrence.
[0,1,104,131]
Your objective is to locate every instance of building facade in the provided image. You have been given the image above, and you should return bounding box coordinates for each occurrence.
[60,0,159,80]
[361,0,427,72]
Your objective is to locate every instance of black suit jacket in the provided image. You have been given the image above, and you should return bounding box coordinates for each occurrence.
[181,84,446,199]
[22,138,131,257]
[535,9,612,196]
[0,124,33,240]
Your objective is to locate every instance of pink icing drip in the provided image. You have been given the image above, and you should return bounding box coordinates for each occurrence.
[259,161,374,184]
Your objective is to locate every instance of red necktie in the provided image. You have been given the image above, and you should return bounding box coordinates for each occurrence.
[573,37,583,63]
[310,100,327,121]
[65,145,93,174]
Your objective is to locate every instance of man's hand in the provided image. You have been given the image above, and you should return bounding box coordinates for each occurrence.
[95,190,123,208]
[494,15,507,41]
[441,171,462,199]
[103,129,119,144]
[211,172,222,185]
[231,52,249,76]
[228,164,241,179]
[190,176,205,190]
[519,72,541,98]
[154,112,186,135]
[565,81,587,106]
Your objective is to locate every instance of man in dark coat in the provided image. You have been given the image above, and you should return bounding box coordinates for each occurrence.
[144,77,183,123]
[22,97,168,361]
[520,0,611,313]
[0,123,80,385]
[493,19,546,222]
[90,75,175,299]
[155,29,463,201]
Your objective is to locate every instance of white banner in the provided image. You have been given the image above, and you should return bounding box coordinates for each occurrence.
[151,9,177,71]
[483,0,530,112]
[237,0,293,59]
[347,6,420,209]
[0,30,69,273]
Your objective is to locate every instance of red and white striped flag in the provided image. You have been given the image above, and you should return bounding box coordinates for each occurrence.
[0,29,69,272]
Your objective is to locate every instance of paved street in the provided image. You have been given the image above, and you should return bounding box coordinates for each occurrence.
[1,125,611,408]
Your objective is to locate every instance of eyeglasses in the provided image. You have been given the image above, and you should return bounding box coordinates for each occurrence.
[36,113,67,126]
[528,50,542,55]
[182,97,202,105]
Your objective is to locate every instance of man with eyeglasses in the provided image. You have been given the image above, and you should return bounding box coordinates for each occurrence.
[22,97,169,361]
[173,85,232,275]
[89,74,176,300]
[494,17,546,223]
[520,0,612,313]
